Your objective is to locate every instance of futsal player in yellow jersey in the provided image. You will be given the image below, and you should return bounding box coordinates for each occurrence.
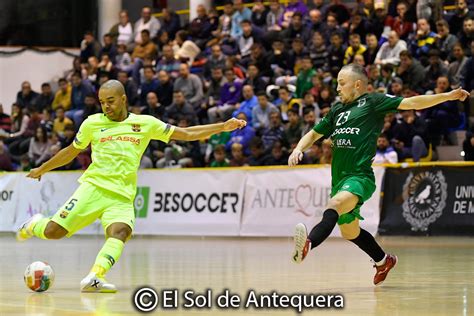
[17,80,246,293]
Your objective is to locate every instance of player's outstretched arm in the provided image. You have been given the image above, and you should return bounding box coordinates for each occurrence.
[26,143,82,180]
[288,130,323,167]
[398,87,470,111]
[170,118,247,141]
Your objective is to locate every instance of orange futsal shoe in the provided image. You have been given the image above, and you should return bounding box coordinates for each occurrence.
[373,254,397,285]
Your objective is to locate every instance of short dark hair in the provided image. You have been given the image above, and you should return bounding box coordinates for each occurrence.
[293,12,303,19]
[58,78,67,84]
[72,71,82,79]
[41,83,50,88]
[241,19,252,25]
[256,90,267,97]
[288,108,299,116]
[141,29,150,36]
[399,50,412,59]
[303,107,315,116]
[378,133,390,141]
[143,66,155,73]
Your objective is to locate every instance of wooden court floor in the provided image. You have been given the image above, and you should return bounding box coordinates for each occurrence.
[1,235,473,315]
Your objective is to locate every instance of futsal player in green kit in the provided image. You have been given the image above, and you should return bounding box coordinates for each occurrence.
[17,80,246,293]
[289,64,469,285]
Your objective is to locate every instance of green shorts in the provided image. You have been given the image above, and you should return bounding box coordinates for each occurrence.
[51,182,135,237]
[331,176,376,225]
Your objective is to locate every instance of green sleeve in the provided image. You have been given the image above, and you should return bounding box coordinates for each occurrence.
[73,119,92,150]
[373,93,404,116]
[312,107,335,137]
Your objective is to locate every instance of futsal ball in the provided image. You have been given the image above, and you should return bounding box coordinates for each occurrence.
[24,261,55,292]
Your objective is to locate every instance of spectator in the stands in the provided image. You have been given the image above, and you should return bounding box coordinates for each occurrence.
[285,108,302,144]
[301,107,317,135]
[252,91,278,131]
[144,92,165,120]
[449,0,473,36]
[208,68,242,123]
[52,78,72,111]
[458,17,474,55]
[226,112,255,155]
[99,34,117,63]
[166,90,197,125]
[203,44,227,80]
[243,63,266,93]
[16,81,39,110]
[82,94,100,120]
[279,0,308,29]
[116,70,138,106]
[308,31,328,70]
[134,6,161,44]
[231,0,252,39]
[0,104,11,134]
[410,18,437,62]
[68,71,95,126]
[397,50,426,93]
[233,85,258,123]
[161,8,181,40]
[319,138,332,164]
[390,1,414,40]
[463,125,474,161]
[174,63,204,109]
[210,1,234,45]
[4,103,28,144]
[139,66,159,106]
[326,31,346,71]
[210,144,230,167]
[189,5,212,49]
[0,140,13,171]
[363,33,379,66]
[28,125,51,167]
[344,33,366,65]
[204,67,226,115]
[370,2,390,40]
[53,106,73,137]
[251,0,268,28]
[373,133,398,164]
[449,43,468,88]
[423,49,448,92]
[156,70,174,107]
[266,0,284,31]
[155,44,180,79]
[109,10,134,46]
[132,29,158,61]
[375,31,407,66]
[422,76,461,146]
[248,137,267,166]
[265,140,288,165]
[435,19,457,61]
[229,142,248,166]
[236,20,263,64]
[296,55,316,98]
[282,12,312,45]
[35,83,54,113]
[80,31,101,63]
[261,111,286,151]
[276,86,301,122]
[392,110,429,162]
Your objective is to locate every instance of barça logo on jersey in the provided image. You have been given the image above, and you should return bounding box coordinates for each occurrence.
[132,124,141,132]
[60,211,69,219]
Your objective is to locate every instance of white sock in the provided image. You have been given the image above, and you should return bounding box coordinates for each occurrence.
[375,254,387,266]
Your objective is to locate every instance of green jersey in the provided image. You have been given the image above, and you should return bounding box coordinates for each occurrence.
[73,113,175,200]
[313,93,403,186]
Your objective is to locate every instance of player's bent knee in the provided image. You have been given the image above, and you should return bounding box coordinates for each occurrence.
[44,222,68,239]
[339,225,360,240]
[107,224,132,243]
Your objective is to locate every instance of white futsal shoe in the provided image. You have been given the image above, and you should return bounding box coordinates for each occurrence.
[292,223,311,263]
[16,213,45,241]
[80,273,117,293]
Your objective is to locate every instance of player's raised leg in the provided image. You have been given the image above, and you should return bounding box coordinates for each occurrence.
[339,219,397,285]
[17,214,68,241]
[292,191,357,263]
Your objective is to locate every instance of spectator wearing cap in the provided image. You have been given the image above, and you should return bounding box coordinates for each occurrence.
[448,43,468,88]
[231,0,252,39]
[349,10,370,41]
[252,91,278,131]
[435,19,458,61]
[109,10,134,46]
[344,34,366,65]
[134,6,161,44]
[375,31,407,66]
[423,49,448,92]
[397,50,426,94]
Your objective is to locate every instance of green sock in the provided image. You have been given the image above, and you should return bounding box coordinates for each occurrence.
[32,218,50,240]
[91,238,124,278]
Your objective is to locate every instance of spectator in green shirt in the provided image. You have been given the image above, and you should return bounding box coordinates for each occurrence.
[296,55,317,98]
